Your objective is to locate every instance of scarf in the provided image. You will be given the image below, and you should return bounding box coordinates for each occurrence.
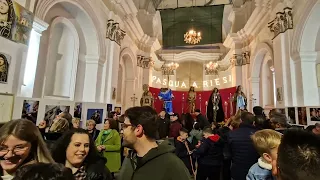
[100,129,112,144]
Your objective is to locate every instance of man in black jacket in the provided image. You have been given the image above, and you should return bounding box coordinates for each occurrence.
[228,112,259,180]
[195,127,224,180]
[195,109,210,129]
[157,109,170,139]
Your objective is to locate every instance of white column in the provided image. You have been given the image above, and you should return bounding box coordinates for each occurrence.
[249,77,260,109]
[294,52,320,106]
[20,17,49,97]
[271,67,276,106]
[273,31,293,107]
[104,40,121,103]
[124,79,136,110]
[82,55,100,102]
[231,66,242,86]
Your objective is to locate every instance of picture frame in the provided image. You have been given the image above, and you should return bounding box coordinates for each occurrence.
[0,93,14,123]
[276,87,283,102]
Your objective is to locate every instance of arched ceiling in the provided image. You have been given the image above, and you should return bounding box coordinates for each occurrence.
[154,0,231,10]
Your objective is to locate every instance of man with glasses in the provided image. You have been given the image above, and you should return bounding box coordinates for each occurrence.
[118,106,191,180]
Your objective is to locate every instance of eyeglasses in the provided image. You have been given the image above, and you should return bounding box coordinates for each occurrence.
[0,145,29,155]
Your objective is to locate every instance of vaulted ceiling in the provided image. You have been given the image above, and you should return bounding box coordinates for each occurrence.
[153,0,231,10]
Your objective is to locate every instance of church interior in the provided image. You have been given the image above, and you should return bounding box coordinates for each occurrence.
[0,0,319,128]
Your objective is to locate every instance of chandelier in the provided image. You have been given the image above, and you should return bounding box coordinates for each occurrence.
[205,61,220,75]
[161,62,179,75]
[184,29,202,45]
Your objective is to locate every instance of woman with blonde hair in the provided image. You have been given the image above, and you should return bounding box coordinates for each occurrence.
[43,118,69,150]
[72,118,80,129]
[0,119,54,179]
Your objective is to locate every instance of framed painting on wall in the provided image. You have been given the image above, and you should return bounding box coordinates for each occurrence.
[21,100,39,124]
[276,87,283,102]
[297,107,307,125]
[309,107,320,121]
[0,93,14,123]
[44,105,70,128]
[0,53,11,84]
[74,102,82,119]
[287,107,296,124]
[87,109,103,124]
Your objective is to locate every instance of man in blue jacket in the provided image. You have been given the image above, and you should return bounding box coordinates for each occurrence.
[228,112,259,180]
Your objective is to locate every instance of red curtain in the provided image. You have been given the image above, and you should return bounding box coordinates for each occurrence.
[150,86,237,119]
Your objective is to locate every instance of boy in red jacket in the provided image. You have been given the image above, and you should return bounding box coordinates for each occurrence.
[195,127,224,180]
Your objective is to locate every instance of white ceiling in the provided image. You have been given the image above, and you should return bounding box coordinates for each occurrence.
[156,0,231,9]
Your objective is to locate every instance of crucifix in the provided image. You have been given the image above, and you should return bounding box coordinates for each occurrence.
[131,94,138,106]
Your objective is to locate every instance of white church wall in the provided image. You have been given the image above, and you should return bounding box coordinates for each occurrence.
[0,37,26,94]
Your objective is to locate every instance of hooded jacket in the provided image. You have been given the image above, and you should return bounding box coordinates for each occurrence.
[194,134,224,166]
[118,141,191,180]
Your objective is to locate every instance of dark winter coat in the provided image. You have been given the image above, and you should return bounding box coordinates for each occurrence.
[228,123,259,180]
[194,134,224,166]
[169,121,182,138]
[157,117,170,139]
[196,114,210,129]
[86,157,112,180]
[118,141,191,180]
[174,137,195,174]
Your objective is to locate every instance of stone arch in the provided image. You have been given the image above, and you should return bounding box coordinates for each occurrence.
[35,0,106,60]
[249,43,274,108]
[250,43,273,79]
[43,17,80,99]
[290,0,320,106]
[291,0,319,55]
[119,47,136,110]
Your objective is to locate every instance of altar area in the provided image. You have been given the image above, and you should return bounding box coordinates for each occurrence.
[149,86,236,118]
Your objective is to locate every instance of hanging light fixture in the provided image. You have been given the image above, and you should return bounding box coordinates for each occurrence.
[184,29,202,44]
[184,0,202,45]
[205,61,220,75]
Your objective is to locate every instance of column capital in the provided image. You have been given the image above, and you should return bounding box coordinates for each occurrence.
[32,17,49,34]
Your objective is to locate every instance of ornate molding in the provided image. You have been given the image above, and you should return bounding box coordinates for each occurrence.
[268,7,293,39]
[137,55,154,69]
[230,54,244,66]
[242,51,251,65]
[106,19,126,46]
[161,65,175,75]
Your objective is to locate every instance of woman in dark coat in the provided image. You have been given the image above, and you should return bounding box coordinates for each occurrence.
[51,129,112,180]
[207,88,225,123]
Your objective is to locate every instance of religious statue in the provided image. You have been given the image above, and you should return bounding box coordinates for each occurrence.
[207,88,225,123]
[0,53,9,83]
[158,87,174,114]
[140,84,154,107]
[187,86,196,113]
[106,20,126,46]
[232,85,247,111]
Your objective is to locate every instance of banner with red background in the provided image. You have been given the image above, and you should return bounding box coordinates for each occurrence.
[150,86,237,119]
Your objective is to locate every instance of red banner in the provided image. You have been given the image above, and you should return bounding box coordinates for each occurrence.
[150,87,237,118]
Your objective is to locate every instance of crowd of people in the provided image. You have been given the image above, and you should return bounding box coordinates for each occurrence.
[0,106,319,180]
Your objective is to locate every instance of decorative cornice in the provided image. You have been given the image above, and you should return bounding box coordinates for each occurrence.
[160,51,222,62]
[32,17,49,34]
[137,55,154,69]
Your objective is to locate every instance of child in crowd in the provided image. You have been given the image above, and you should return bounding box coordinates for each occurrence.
[194,128,224,180]
[169,113,182,138]
[175,128,195,176]
[246,129,282,180]
[187,122,203,146]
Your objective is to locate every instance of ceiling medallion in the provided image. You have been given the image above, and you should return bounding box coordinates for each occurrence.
[184,29,202,45]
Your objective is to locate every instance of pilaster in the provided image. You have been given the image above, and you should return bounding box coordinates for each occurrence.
[293,52,319,106]
[19,17,49,97]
